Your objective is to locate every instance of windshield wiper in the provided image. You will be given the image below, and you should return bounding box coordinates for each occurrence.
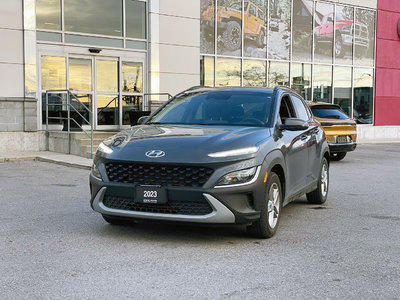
[146,122,167,125]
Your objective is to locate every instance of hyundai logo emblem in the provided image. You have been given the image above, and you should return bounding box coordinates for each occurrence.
[145,150,165,158]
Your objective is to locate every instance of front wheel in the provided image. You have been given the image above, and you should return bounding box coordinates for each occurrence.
[306,157,329,204]
[247,172,282,238]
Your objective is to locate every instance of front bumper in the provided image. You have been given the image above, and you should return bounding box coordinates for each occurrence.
[329,142,357,153]
[89,165,264,225]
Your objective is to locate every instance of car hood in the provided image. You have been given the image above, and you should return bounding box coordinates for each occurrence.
[102,124,271,163]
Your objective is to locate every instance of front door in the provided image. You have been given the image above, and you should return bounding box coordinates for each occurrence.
[39,48,145,130]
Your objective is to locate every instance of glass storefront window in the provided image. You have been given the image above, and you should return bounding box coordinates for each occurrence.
[291,63,311,100]
[354,68,373,124]
[314,2,334,64]
[201,0,215,54]
[96,60,118,93]
[122,62,143,93]
[126,0,146,39]
[268,61,289,87]
[41,56,66,90]
[355,9,375,67]
[64,0,123,37]
[313,65,332,102]
[268,0,290,60]
[243,60,266,87]
[244,1,267,58]
[123,95,143,125]
[217,0,242,56]
[335,6,354,65]
[36,0,61,30]
[216,57,241,86]
[200,56,215,86]
[97,94,119,125]
[292,0,313,62]
[334,66,352,116]
[69,58,92,91]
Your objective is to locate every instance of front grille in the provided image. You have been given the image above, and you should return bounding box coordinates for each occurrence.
[103,195,213,215]
[105,162,214,188]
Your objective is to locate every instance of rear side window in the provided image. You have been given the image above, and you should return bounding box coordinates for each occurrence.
[291,95,310,121]
[311,106,349,120]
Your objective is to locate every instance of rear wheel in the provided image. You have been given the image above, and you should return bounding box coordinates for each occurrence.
[256,29,265,48]
[331,152,346,161]
[306,157,329,204]
[247,172,282,239]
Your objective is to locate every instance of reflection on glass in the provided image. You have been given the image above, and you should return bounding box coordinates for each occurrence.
[268,61,289,87]
[97,94,119,125]
[42,93,65,125]
[243,60,266,87]
[71,94,92,125]
[216,57,241,86]
[200,56,214,86]
[36,0,61,30]
[334,66,352,116]
[41,56,66,90]
[335,6,354,65]
[217,0,242,56]
[126,0,146,39]
[65,0,122,36]
[123,95,143,125]
[313,65,332,102]
[64,34,124,48]
[268,0,290,60]
[355,9,375,67]
[37,31,62,42]
[353,68,373,124]
[314,2,334,63]
[96,60,118,92]
[292,0,313,62]
[244,0,267,58]
[291,63,311,100]
[201,0,215,54]
[122,62,143,93]
[69,58,92,91]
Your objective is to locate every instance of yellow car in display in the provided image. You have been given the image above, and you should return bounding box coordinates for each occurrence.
[308,102,357,161]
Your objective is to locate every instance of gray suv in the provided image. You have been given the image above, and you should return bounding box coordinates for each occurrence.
[90,86,330,238]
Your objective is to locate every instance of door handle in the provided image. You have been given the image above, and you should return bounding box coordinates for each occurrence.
[300,134,307,141]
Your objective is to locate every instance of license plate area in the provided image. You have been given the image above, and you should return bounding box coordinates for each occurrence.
[135,185,167,204]
[337,135,348,143]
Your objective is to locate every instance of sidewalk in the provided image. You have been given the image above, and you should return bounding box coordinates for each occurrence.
[0,151,92,170]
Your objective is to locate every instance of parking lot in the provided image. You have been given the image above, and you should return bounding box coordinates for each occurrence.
[1,144,399,299]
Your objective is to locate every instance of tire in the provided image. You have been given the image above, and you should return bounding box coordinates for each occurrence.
[102,214,134,226]
[306,157,329,204]
[247,172,282,239]
[256,29,265,48]
[222,21,242,51]
[331,152,347,161]
[335,35,345,58]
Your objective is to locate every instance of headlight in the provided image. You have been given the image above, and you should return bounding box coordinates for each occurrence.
[91,163,102,180]
[97,142,113,155]
[216,166,259,187]
[208,146,259,158]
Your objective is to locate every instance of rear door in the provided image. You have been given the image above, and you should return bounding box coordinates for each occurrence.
[278,94,309,196]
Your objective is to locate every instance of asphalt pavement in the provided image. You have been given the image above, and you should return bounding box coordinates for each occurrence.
[1,144,399,299]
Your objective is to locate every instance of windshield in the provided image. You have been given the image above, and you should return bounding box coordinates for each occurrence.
[311,107,349,120]
[147,91,274,127]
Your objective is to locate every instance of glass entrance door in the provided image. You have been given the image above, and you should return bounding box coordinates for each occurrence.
[40,51,145,130]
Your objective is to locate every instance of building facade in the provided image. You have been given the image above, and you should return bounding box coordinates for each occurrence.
[0,0,399,152]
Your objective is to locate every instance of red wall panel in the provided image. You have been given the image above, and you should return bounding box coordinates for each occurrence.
[378,0,400,13]
[375,1,400,125]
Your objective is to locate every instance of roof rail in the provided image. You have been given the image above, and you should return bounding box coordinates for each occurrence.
[273,85,291,94]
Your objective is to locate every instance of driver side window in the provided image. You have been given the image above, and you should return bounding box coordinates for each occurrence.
[279,96,296,124]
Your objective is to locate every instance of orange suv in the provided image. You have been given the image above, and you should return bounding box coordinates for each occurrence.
[308,102,357,161]
[202,1,266,51]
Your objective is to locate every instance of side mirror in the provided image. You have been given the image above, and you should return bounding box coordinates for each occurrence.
[137,116,150,125]
[279,118,309,131]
